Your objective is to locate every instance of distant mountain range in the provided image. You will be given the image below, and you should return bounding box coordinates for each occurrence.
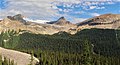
[0,13,120,34]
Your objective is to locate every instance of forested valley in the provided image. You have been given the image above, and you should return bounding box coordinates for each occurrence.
[0,28,120,65]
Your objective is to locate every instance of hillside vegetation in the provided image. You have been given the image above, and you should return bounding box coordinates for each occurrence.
[0,28,120,65]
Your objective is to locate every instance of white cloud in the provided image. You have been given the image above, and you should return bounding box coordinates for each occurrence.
[0,0,59,20]
[75,11,85,14]
[51,6,58,9]
[55,0,81,4]
[96,7,105,9]
[9,9,22,14]
[58,9,63,11]
[89,6,97,9]
[107,1,115,4]
[0,0,117,23]
[73,18,87,24]
[90,13,100,16]
[79,1,115,10]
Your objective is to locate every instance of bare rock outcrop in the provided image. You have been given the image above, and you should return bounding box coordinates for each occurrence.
[0,47,39,65]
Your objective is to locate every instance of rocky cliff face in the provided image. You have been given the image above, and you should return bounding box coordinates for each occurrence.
[77,14,120,30]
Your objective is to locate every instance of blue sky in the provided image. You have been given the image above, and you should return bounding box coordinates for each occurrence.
[0,0,8,9]
[0,0,120,23]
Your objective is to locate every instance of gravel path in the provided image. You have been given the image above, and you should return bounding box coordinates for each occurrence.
[0,47,39,65]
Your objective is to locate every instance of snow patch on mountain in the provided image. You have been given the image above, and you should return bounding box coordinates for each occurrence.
[23,18,50,24]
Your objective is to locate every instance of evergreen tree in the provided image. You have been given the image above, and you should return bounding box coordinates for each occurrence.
[3,57,8,65]
[10,60,15,65]
[81,39,92,65]
[29,51,34,65]
[0,55,2,65]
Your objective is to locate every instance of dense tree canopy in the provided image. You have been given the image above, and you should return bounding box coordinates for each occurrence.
[0,28,120,65]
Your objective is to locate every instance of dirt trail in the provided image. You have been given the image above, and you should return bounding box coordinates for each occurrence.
[0,47,39,65]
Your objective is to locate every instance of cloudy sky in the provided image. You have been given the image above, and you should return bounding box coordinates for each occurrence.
[0,0,120,23]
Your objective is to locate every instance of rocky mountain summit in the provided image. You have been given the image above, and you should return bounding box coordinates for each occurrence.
[55,17,69,25]
[0,14,77,34]
[77,14,120,30]
[47,17,77,33]
[7,14,26,24]
[47,17,76,26]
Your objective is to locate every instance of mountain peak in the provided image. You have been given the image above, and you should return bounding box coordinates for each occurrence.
[46,17,76,29]
[55,17,70,25]
[13,14,24,19]
[7,14,26,24]
[58,17,66,21]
